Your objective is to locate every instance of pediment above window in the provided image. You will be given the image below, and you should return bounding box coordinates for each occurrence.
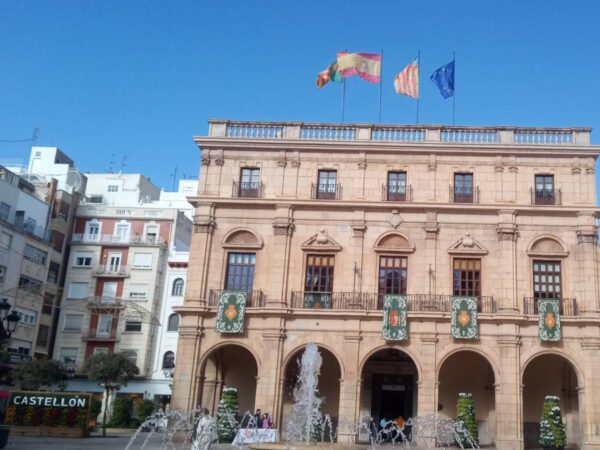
[222,228,263,249]
[374,231,415,254]
[448,234,488,255]
[301,228,342,252]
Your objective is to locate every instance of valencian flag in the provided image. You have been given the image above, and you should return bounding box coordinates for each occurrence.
[394,57,419,98]
[382,295,408,341]
[538,299,561,342]
[215,291,247,333]
[316,61,343,88]
[450,296,478,339]
[336,52,382,83]
[430,59,455,98]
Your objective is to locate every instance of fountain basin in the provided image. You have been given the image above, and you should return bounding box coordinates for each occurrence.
[249,443,368,450]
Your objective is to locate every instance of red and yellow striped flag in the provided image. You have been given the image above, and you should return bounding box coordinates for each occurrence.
[394,58,419,98]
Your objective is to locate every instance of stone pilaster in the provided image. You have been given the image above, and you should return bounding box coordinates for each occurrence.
[497,210,519,313]
[338,334,362,443]
[580,338,600,450]
[495,336,522,450]
[268,205,294,306]
[574,212,599,315]
[417,334,438,417]
[256,331,286,419]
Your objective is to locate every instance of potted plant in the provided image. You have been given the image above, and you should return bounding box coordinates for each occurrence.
[539,395,566,450]
[455,392,478,448]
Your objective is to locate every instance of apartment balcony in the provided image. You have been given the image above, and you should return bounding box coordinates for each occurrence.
[290,291,497,313]
[449,186,479,204]
[91,265,131,278]
[208,289,266,307]
[82,329,119,341]
[523,297,578,316]
[311,183,342,200]
[71,233,167,247]
[531,188,562,206]
[232,181,263,198]
[382,185,413,202]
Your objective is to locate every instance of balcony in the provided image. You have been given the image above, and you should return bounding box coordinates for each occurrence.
[71,234,167,246]
[531,188,561,206]
[311,183,342,200]
[449,186,479,204]
[382,185,413,202]
[289,292,497,313]
[91,265,130,278]
[208,289,266,307]
[523,297,578,316]
[83,329,119,341]
[232,181,263,198]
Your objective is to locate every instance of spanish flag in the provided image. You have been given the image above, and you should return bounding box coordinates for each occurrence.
[336,52,382,84]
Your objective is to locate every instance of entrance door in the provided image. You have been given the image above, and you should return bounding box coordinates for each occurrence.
[96,314,113,338]
[107,252,121,272]
[371,374,414,423]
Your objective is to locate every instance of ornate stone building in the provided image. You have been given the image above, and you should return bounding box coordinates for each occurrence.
[173,120,599,450]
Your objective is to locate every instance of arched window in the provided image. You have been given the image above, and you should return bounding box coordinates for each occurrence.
[167,313,180,332]
[162,351,175,369]
[172,278,184,296]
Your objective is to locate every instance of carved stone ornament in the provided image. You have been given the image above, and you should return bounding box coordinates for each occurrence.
[316,228,328,244]
[357,161,368,170]
[214,157,224,166]
[508,166,518,173]
[291,160,301,168]
[277,159,287,168]
[586,167,595,175]
[201,155,210,166]
[462,234,474,247]
[388,210,402,229]
[351,223,367,238]
[494,165,504,173]
[273,221,294,236]
[571,167,582,175]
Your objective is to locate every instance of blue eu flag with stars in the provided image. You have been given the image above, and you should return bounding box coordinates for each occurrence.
[430,60,455,99]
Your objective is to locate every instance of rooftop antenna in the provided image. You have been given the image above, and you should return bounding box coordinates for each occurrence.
[107,154,115,173]
[170,166,178,191]
[31,128,40,146]
[120,156,128,174]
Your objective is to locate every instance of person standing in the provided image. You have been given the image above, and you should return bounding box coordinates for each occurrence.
[262,413,272,429]
[254,409,262,428]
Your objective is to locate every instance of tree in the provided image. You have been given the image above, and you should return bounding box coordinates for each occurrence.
[135,399,155,423]
[83,352,139,437]
[216,387,238,442]
[455,392,478,447]
[539,396,566,449]
[13,359,66,390]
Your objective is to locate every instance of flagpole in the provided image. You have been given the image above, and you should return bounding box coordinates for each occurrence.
[341,78,346,123]
[452,51,456,125]
[378,49,383,123]
[416,50,421,125]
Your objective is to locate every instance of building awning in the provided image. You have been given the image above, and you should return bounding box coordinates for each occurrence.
[61,379,172,397]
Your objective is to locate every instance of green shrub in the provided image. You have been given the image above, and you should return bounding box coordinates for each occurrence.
[135,399,155,422]
[109,397,135,428]
[539,396,566,449]
[90,399,102,421]
[217,387,238,442]
[456,392,478,447]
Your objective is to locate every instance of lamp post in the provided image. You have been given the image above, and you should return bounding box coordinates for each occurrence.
[162,364,175,379]
[0,298,20,338]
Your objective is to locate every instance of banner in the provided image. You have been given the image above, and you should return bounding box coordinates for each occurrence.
[451,296,478,339]
[382,295,407,341]
[303,292,331,309]
[538,299,561,342]
[216,291,247,333]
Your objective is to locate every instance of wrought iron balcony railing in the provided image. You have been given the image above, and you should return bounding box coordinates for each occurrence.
[83,329,119,341]
[311,183,342,200]
[208,289,265,307]
[91,265,131,277]
[382,185,413,202]
[523,297,578,316]
[449,186,479,204]
[531,188,561,206]
[233,181,263,198]
[72,234,166,246]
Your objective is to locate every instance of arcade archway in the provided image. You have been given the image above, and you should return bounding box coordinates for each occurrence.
[438,350,496,445]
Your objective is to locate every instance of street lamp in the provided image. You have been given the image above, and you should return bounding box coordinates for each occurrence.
[162,364,175,379]
[0,298,20,337]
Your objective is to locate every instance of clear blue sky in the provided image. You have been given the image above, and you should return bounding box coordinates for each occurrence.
[1,0,600,197]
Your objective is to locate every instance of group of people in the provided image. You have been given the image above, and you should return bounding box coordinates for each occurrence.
[253,409,273,428]
[379,413,408,441]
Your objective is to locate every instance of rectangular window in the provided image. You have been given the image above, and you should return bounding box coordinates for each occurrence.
[453,259,481,297]
[114,223,130,242]
[0,202,9,221]
[128,283,148,299]
[121,350,138,366]
[0,265,6,284]
[124,321,142,332]
[42,293,54,315]
[132,253,153,268]
[74,251,93,267]
[85,221,101,240]
[304,254,335,293]
[378,256,408,308]
[19,276,42,293]
[93,347,109,356]
[534,174,555,205]
[8,339,31,359]
[68,282,89,299]
[59,347,78,364]
[316,170,338,199]
[14,307,37,326]
[453,173,474,203]
[24,244,48,265]
[107,185,119,192]
[47,261,60,284]
[64,314,84,331]
[145,225,158,240]
[238,168,261,197]
[101,282,118,298]
[225,252,256,292]
[387,172,407,201]
[0,232,12,249]
[36,325,50,348]
[96,314,113,338]
[533,260,561,299]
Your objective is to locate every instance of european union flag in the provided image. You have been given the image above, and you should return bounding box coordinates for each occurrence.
[430,60,455,99]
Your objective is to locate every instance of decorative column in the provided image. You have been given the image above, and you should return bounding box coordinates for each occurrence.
[580,338,600,450]
[496,209,519,313]
[574,212,599,315]
[270,204,294,306]
[171,325,205,411]
[495,336,522,450]
[189,204,216,305]
[338,334,361,443]
[417,334,438,417]
[256,331,285,422]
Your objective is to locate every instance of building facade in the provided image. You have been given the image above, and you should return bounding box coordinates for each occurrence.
[173,120,599,450]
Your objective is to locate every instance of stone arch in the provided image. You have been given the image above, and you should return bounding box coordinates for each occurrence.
[520,349,583,389]
[197,342,261,415]
[527,234,568,257]
[222,227,263,249]
[358,344,423,382]
[436,346,500,382]
[373,231,415,253]
[521,351,581,449]
[280,344,343,440]
[437,349,497,445]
